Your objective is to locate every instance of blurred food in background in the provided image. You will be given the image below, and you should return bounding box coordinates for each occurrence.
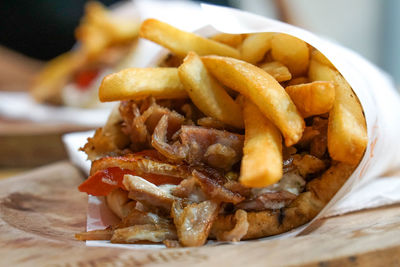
[31,2,140,108]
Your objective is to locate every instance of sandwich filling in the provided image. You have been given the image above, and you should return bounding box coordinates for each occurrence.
[77,97,331,246]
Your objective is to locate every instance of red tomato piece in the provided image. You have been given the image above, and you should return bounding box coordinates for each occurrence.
[74,69,99,90]
[78,167,182,196]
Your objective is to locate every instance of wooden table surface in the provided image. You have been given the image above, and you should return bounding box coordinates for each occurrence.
[0,119,93,168]
[0,161,399,267]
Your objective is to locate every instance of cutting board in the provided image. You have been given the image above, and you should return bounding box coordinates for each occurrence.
[0,161,399,266]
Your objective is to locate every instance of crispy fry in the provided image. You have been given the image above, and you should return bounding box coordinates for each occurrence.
[309,60,367,164]
[202,55,304,146]
[84,2,139,43]
[239,98,282,188]
[271,33,309,77]
[139,19,240,58]
[287,76,309,86]
[31,52,84,105]
[99,68,187,102]
[178,52,243,128]
[76,2,139,59]
[239,33,274,64]
[311,49,336,69]
[210,33,245,47]
[259,61,292,82]
[75,23,109,60]
[285,81,335,118]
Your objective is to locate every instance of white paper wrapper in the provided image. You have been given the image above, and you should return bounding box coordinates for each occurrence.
[63,4,400,248]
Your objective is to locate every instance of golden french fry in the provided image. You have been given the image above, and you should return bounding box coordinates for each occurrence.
[31,52,84,104]
[271,33,309,77]
[308,59,367,165]
[76,23,109,59]
[202,55,304,146]
[239,97,282,188]
[99,68,187,102]
[259,61,292,82]
[84,1,139,43]
[287,76,309,86]
[139,19,240,58]
[178,52,243,128]
[210,33,245,47]
[239,33,274,64]
[76,2,139,59]
[285,81,335,118]
[311,49,336,69]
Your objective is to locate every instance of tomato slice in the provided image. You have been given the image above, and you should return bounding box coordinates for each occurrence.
[78,167,182,196]
[74,69,99,90]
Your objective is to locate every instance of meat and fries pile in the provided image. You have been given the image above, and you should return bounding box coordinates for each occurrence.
[76,19,368,247]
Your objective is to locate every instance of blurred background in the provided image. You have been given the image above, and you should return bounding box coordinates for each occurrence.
[1,0,399,89]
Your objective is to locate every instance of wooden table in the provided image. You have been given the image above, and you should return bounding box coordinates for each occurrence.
[0,119,93,167]
[0,161,399,266]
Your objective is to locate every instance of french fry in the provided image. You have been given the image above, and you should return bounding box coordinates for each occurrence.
[31,52,84,104]
[202,55,304,146]
[285,81,335,118]
[271,33,309,77]
[308,60,367,165]
[210,33,245,47]
[99,68,187,102]
[239,97,282,188]
[259,61,292,82]
[287,76,309,86]
[84,2,139,43]
[139,19,240,58]
[76,23,109,59]
[239,33,274,64]
[76,2,139,59]
[311,49,336,69]
[178,52,243,128]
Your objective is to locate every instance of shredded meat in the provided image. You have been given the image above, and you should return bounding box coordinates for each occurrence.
[163,239,181,248]
[193,170,245,204]
[106,189,136,219]
[90,152,190,179]
[223,180,252,198]
[310,117,328,158]
[120,98,185,151]
[152,118,244,170]
[204,143,238,170]
[111,224,177,244]
[171,177,207,203]
[216,209,249,242]
[292,154,327,177]
[236,191,297,211]
[297,117,328,159]
[75,227,113,241]
[123,175,175,213]
[115,209,171,229]
[171,200,219,247]
[152,115,189,161]
[180,126,244,168]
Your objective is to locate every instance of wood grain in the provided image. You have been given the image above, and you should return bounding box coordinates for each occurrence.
[0,161,399,266]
